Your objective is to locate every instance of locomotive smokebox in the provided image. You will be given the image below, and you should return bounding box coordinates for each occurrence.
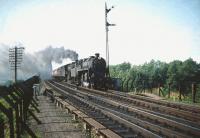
[95,53,100,58]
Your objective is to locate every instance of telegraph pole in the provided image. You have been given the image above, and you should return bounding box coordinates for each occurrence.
[105,2,115,76]
[9,46,24,83]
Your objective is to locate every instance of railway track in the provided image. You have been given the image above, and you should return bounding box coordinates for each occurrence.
[46,81,159,138]
[62,82,200,113]
[116,91,200,114]
[46,81,200,138]
[62,82,200,125]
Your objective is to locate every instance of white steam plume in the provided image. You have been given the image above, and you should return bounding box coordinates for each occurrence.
[0,44,78,84]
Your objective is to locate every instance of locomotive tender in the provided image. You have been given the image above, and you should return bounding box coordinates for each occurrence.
[52,53,109,90]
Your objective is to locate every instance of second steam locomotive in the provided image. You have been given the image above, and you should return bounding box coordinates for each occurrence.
[52,53,110,90]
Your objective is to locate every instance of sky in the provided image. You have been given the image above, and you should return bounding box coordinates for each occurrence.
[0,0,200,66]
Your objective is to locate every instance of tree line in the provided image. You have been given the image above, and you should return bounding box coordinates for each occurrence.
[110,58,200,100]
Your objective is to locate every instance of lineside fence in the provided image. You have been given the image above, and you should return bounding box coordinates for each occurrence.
[0,76,41,138]
[120,78,200,103]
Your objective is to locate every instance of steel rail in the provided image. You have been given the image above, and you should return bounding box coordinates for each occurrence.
[47,81,161,138]
[71,85,200,124]
[53,81,200,137]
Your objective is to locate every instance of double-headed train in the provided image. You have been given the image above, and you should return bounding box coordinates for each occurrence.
[52,53,111,90]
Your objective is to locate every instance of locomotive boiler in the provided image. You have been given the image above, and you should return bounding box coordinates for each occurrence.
[52,53,108,90]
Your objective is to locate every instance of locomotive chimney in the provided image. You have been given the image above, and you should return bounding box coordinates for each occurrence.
[95,53,100,58]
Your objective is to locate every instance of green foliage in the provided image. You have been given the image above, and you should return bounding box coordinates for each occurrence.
[166,58,200,95]
[0,111,6,122]
[0,98,10,109]
[167,60,182,88]
[110,58,200,98]
[110,62,131,78]
[0,99,9,127]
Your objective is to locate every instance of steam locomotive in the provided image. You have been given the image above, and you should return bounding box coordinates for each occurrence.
[52,53,109,90]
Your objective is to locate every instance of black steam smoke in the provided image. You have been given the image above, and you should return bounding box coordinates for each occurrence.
[0,44,78,84]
